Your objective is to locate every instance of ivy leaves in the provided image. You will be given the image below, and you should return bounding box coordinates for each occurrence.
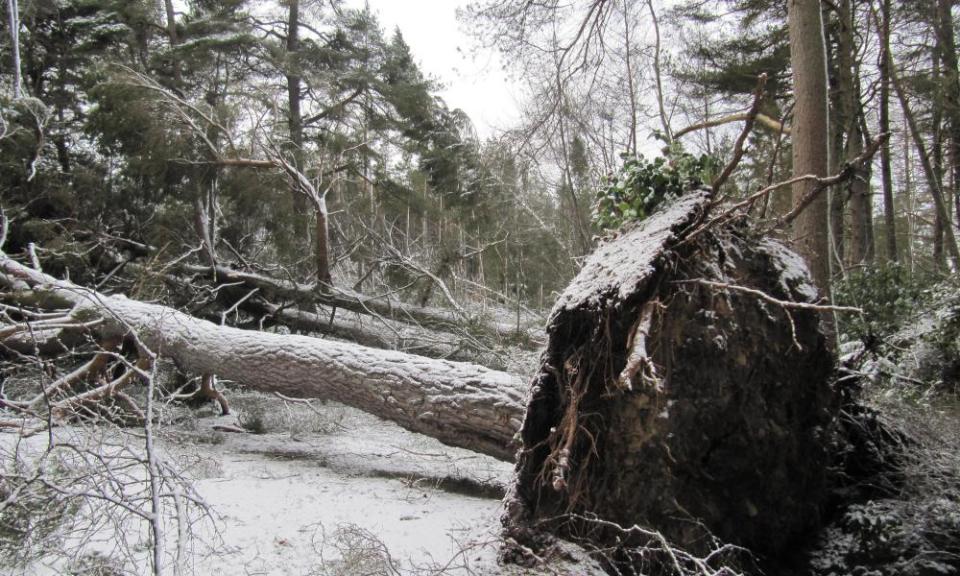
[592,151,716,231]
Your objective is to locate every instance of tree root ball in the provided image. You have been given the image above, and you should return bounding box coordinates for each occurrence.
[503,192,839,570]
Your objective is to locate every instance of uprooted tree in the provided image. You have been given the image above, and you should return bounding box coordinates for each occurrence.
[502,190,842,572]
[1,188,851,573]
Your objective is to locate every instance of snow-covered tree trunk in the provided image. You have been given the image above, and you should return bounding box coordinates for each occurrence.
[0,254,526,461]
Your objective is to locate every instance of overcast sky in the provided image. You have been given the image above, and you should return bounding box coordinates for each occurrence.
[347,0,521,140]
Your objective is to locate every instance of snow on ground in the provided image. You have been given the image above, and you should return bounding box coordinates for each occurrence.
[1,391,534,575]
[175,397,514,575]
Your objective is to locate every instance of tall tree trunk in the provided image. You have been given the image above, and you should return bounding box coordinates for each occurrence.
[286,0,309,239]
[6,0,21,98]
[788,0,831,291]
[53,58,71,173]
[904,115,916,270]
[829,126,845,272]
[879,0,898,262]
[621,0,638,155]
[827,3,848,272]
[556,108,591,256]
[840,0,873,266]
[195,88,221,269]
[932,37,948,270]
[937,0,960,228]
[848,113,873,265]
[0,255,525,461]
[646,0,672,145]
[162,0,181,85]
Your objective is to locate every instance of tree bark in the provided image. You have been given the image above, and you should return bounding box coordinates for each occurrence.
[314,194,332,286]
[938,0,960,228]
[162,0,181,85]
[838,0,873,266]
[879,0,897,262]
[0,254,525,461]
[932,36,948,270]
[848,114,874,265]
[285,0,310,240]
[6,0,21,98]
[788,0,831,291]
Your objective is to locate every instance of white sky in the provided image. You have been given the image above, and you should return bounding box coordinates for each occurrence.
[349,0,521,140]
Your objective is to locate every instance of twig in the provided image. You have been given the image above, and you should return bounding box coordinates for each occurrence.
[674,278,861,313]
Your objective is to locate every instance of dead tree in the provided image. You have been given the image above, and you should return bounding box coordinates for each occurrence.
[503,190,840,570]
[0,254,526,461]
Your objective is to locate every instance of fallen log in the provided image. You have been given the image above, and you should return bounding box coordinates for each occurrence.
[503,189,840,570]
[69,241,538,363]
[173,262,543,346]
[141,262,512,368]
[0,254,526,461]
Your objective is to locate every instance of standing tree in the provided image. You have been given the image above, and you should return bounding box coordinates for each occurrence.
[5,0,21,98]
[878,0,897,262]
[788,0,831,291]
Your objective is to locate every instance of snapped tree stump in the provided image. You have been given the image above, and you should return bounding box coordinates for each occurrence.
[503,189,838,568]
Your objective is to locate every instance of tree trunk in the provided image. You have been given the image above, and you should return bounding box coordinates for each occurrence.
[938,0,960,228]
[6,0,21,98]
[503,189,838,572]
[788,0,831,291]
[0,254,525,461]
[839,0,873,267]
[286,0,309,239]
[848,115,873,265]
[879,0,897,262]
[314,195,332,286]
[932,40,948,271]
[162,0,181,85]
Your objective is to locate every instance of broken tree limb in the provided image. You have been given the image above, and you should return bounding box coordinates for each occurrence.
[0,253,527,461]
[674,111,790,140]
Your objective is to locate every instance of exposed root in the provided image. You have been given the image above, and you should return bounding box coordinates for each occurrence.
[617,300,663,392]
[197,374,229,415]
[539,514,753,576]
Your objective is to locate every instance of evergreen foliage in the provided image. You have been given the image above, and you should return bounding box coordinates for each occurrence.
[592,150,716,231]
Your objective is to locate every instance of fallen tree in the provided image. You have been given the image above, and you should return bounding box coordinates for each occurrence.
[174,261,542,345]
[502,189,842,572]
[3,190,852,573]
[138,259,513,368]
[49,239,538,367]
[0,254,526,461]
[73,230,542,349]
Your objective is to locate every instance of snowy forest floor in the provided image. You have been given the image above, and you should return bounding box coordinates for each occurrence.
[1,386,604,576]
